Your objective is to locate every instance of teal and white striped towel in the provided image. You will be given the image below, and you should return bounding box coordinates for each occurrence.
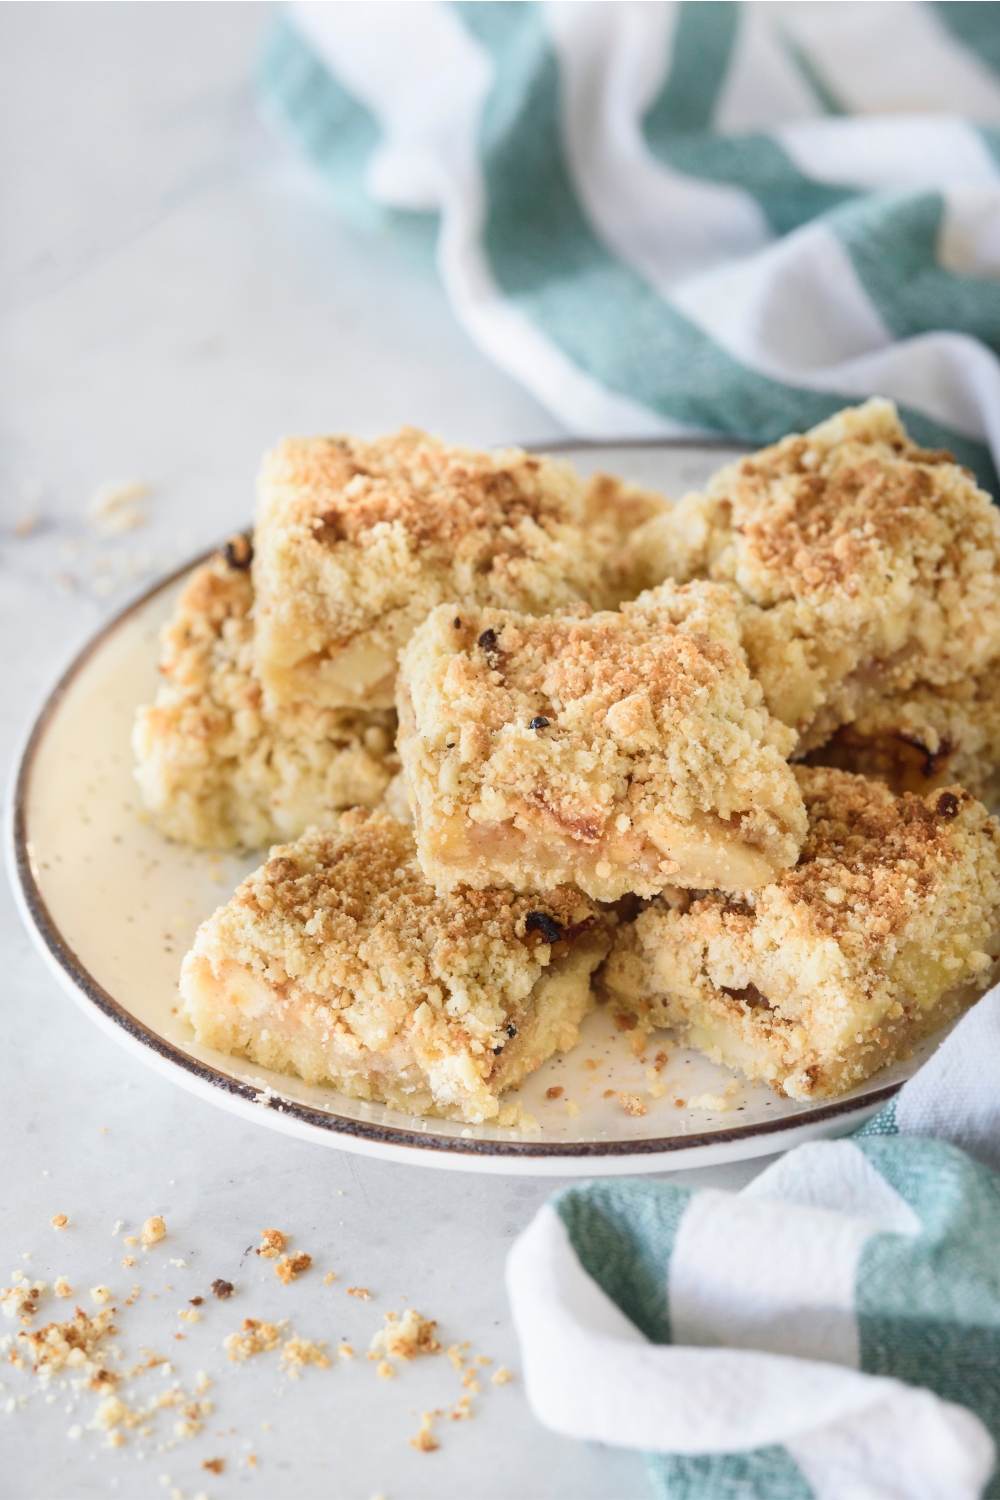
[507,984,1000,1499]
[259,2,1000,492]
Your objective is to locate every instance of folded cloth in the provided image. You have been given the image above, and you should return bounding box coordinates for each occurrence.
[506,985,1000,1500]
[259,2,1000,489]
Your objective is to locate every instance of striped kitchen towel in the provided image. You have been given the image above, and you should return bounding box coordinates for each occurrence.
[506,985,1000,1499]
[258,2,1000,492]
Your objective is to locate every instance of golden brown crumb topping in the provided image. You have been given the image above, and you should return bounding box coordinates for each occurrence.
[630,402,1000,747]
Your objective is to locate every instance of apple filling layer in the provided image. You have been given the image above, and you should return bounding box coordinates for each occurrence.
[179,810,610,1124]
[600,766,1000,1100]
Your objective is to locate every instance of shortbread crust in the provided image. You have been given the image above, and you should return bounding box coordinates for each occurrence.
[252,428,666,711]
[630,401,1000,751]
[396,582,806,901]
[133,546,397,849]
[600,766,1000,1099]
[180,810,610,1124]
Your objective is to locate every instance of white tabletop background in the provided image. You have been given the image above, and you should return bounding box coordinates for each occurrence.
[0,8,769,1498]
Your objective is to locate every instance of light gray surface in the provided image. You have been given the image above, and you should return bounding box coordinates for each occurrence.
[0,9,768,1498]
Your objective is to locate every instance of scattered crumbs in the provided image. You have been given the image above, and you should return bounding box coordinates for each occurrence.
[614,1013,637,1032]
[409,1412,439,1453]
[210,1279,233,1300]
[195,1371,211,1395]
[255,1229,286,1260]
[51,1215,68,1230]
[519,1113,540,1135]
[446,1394,474,1422]
[337,1343,354,1360]
[724,1079,739,1097]
[88,479,151,534]
[178,1309,201,1324]
[13,513,38,538]
[246,1453,258,1468]
[447,1344,464,1372]
[124,1237,139,1248]
[223,1319,283,1361]
[687,1093,728,1112]
[112,1221,124,1237]
[323,1272,337,1286]
[347,1287,371,1301]
[54,1278,72,1299]
[375,1360,395,1380]
[583,1058,598,1070]
[674,1098,686,1108]
[545,1086,563,1100]
[169,1259,187,1269]
[618,1092,647,1117]
[190,1296,204,1307]
[492,1366,515,1385]
[654,1050,670,1071]
[202,1457,225,1475]
[474,1355,491,1365]
[280,1336,330,1377]
[602,1089,616,1099]
[141,1217,166,1248]
[90,1286,112,1306]
[67,1424,82,1439]
[122,1257,136,1269]
[647,1080,667,1099]
[274,1253,312,1285]
[370,1309,441,1362]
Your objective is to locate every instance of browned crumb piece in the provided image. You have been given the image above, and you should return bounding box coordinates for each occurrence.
[338,1342,354,1359]
[179,811,610,1125]
[223,1318,283,1361]
[674,1098,686,1108]
[602,1089,616,1099]
[274,1253,312,1284]
[280,1335,331,1376]
[369,1309,441,1362]
[631,400,1000,752]
[348,1287,372,1301]
[614,1013,637,1031]
[54,1278,72,1299]
[189,1296,204,1307]
[16,1306,115,1381]
[210,1279,234,1300]
[602,766,1000,1099]
[252,427,667,713]
[461,1367,481,1392]
[133,548,398,850]
[448,1395,474,1420]
[50,1214,67,1229]
[545,1086,564,1099]
[618,1092,647,1117]
[492,1366,515,1385]
[375,1359,395,1380]
[323,1272,337,1286]
[409,1411,439,1453]
[141,1216,165,1247]
[202,1458,225,1475]
[256,1229,286,1260]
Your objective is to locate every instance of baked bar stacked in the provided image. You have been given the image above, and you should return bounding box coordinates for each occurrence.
[137,407,1000,1122]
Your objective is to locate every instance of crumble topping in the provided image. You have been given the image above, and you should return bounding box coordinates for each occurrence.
[252,427,666,711]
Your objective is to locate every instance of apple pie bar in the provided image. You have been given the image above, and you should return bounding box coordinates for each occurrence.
[600,766,1000,1100]
[133,542,397,849]
[179,809,610,1123]
[396,581,807,901]
[629,400,1000,751]
[252,427,665,711]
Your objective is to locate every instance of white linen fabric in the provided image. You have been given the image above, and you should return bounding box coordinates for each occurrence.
[259,1,1000,489]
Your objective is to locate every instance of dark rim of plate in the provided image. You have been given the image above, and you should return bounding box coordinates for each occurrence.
[10,439,904,1158]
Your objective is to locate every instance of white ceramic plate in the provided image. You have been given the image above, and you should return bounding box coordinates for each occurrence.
[7,442,929,1174]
